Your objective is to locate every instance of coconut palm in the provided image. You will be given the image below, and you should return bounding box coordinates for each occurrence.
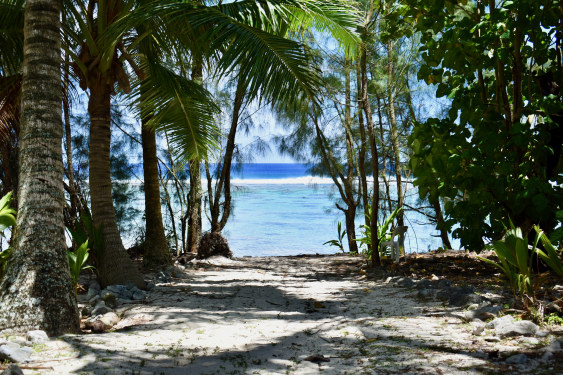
[0,0,79,335]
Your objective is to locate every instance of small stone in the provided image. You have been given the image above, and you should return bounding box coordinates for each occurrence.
[91,300,113,316]
[505,353,527,364]
[416,279,432,290]
[496,320,538,338]
[89,280,101,292]
[88,294,101,305]
[26,330,48,344]
[86,287,99,300]
[484,336,501,342]
[102,292,118,308]
[471,322,485,336]
[540,351,554,363]
[99,312,119,328]
[397,278,416,288]
[486,315,514,329]
[436,279,451,288]
[519,337,540,346]
[543,340,561,352]
[430,274,439,281]
[384,276,393,284]
[417,289,433,298]
[1,364,24,375]
[0,343,33,363]
[132,291,146,301]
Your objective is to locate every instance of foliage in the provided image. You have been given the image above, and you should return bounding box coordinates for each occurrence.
[534,225,563,279]
[404,0,563,250]
[356,206,403,257]
[67,240,95,292]
[0,191,15,279]
[323,221,347,253]
[478,226,537,305]
[0,191,15,236]
[68,212,103,264]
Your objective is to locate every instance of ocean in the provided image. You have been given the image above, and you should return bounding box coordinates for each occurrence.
[190,163,457,257]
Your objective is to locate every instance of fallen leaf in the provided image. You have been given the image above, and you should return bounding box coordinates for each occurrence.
[314,302,325,308]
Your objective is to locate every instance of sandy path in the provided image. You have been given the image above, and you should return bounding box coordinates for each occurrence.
[23,255,550,374]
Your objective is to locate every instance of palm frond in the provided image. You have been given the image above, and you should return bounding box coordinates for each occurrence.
[0,0,24,76]
[130,61,220,162]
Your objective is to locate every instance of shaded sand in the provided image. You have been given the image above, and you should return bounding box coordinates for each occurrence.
[17,255,561,374]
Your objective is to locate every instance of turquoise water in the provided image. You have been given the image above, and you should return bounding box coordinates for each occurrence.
[195,164,456,257]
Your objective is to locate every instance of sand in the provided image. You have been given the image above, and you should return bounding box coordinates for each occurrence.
[13,255,560,374]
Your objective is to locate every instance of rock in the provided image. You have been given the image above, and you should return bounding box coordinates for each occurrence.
[155,271,171,283]
[86,286,99,300]
[88,280,102,293]
[85,312,119,332]
[1,364,24,375]
[519,337,540,346]
[91,300,113,316]
[495,320,539,338]
[505,353,527,364]
[132,290,146,301]
[26,330,48,344]
[102,292,118,308]
[464,305,502,321]
[540,351,554,363]
[146,282,155,290]
[99,312,120,327]
[543,339,561,352]
[486,315,514,329]
[448,287,481,307]
[417,289,434,299]
[88,294,101,305]
[416,279,432,290]
[197,232,232,259]
[471,322,485,336]
[0,342,33,363]
[436,279,451,288]
[397,278,416,288]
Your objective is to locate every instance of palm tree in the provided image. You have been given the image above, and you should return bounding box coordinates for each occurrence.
[0,0,79,335]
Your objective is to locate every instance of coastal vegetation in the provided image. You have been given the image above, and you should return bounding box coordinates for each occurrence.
[0,0,561,363]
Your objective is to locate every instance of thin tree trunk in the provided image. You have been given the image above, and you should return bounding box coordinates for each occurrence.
[0,0,79,335]
[210,75,246,233]
[187,159,202,253]
[376,96,392,214]
[431,197,452,249]
[360,24,381,267]
[88,79,145,288]
[141,120,171,268]
[387,41,404,226]
[356,64,371,247]
[187,57,204,252]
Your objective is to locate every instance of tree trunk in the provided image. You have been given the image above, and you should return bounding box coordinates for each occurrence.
[141,123,171,268]
[431,197,452,249]
[88,79,145,288]
[210,75,245,233]
[360,30,381,267]
[0,0,79,335]
[187,55,204,252]
[187,159,202,253]
[387,40,404,226]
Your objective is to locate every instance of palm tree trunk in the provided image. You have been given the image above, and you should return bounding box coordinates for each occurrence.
[141,122,171,267]
[0,0,79,335]
[88,79,145,288]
